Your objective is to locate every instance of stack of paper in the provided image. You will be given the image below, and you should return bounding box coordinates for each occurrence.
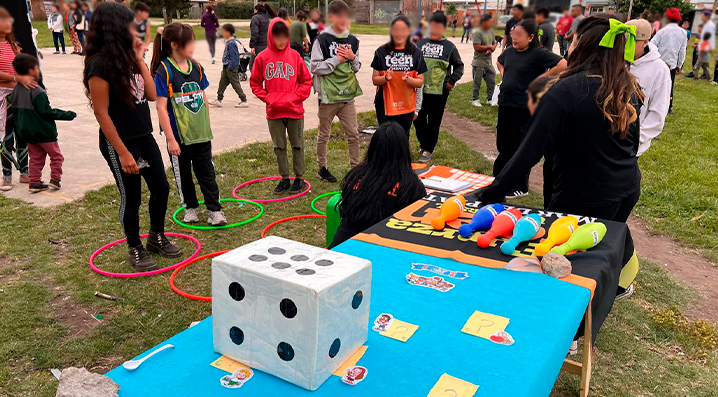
[421,176,474,193]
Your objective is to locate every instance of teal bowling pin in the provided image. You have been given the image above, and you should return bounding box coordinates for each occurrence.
[500,214,542,255]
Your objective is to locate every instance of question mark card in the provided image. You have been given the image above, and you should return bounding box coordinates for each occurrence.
[461,311,510,340]
[427,373,479,397]
[379,319,419,342]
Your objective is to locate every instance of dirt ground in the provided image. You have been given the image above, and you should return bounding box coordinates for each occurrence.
[441,111,718,321]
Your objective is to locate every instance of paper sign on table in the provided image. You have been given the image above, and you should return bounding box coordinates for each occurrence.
[461,311,510,340]
[211,355,250,374]
[333,346,368,376]
[427,373,479,397]
[380,319,419,342]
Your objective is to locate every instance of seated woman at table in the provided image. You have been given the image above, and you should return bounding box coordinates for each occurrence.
[330,121,427,248]
[475,16,644,223]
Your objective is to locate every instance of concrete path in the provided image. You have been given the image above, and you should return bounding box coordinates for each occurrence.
[3,35,492,206]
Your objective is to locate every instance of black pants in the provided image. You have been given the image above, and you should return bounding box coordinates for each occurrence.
[207,35,217,58]
[669,67,677,111]
[494,105,531,192]
[692,47,698,69]
[375,92,414,135]
[169,141,222,212]
[548,188,640,223]
[52,31,65,52]
[713,61,718,83]
[461,27,472,43]
[413,88,449,153]
[76,30,85,51]
[100,135,169,247]
[1,104,27,176]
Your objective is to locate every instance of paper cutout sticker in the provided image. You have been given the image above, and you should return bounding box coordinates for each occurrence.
[380,319,419,342]
[333,346,368,377]
[427,373,479,397]
[489,331,515,346]
[211,355,251,374]
[342,366,368,386]
[219,368,254,389]
[406,273,455,292]
[411,263,469,279]
[372,313,394,332]
[461,311,510,340]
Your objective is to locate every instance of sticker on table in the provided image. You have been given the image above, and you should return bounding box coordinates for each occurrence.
[489,330,515,346]
[380,319,419,342]
[427,373,479,397]
[411,263,469,279]
[333,346,368,377]
[211,355,251,374]
[372,313,394,332]
[219,368,254,389]
[461,310,510,340]
[406,273,455,292]
[342,366,368,386]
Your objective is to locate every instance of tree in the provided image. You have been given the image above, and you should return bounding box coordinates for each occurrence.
[30,0,47,21]
[619,0,693,19]
[138,0,191,23]
[445,4,458,15]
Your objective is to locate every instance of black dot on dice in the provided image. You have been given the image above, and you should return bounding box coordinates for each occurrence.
[228,282,245,301]
[351,290,363,309]
[271,262,291,269]
[268,247,286,255]
[229,327,244,345]
[315,259,334,267]
[291,255,309,261]
[249,254,267,262]
[296,268,315,275]
[328,338,341,358]
[280,298,297,319]
[277,342,294,361]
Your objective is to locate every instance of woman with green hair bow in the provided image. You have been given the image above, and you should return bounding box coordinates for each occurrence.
[476,15,645,225]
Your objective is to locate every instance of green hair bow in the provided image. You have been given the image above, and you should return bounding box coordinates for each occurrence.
[599,19,637,63]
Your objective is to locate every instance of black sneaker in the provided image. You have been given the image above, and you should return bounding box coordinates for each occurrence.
[289,178,306,193]
[128,245,158,272]
[29,183,48,193]
[49,180,61,190]
[686,72,696,78]
[318,167,337,183]
[146,231,182,258]
[506,190,529,199]
[274,178,291,195]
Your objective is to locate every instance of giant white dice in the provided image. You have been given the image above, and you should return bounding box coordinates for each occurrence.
[212,236,372,390]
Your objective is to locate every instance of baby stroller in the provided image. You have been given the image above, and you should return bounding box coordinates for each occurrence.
[235,38,252,82]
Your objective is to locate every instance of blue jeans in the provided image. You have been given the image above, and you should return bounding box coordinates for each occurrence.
[52,31,65,52]
[76,30,85,52]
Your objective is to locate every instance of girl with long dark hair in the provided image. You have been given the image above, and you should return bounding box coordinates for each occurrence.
[83,2,180,271]
[494,19,566,199]
[249,3,276,71]
[478,16,644,223]
[200,5,220,63]
[371,15,427,134]
[330,121,427,247]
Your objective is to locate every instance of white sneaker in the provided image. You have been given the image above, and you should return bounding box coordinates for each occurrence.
[183,208,199,223]
[506,190,529,199]
[0,175,11,191]
[211,57,216,64]
[569,340,578,355]
[235,101,249,108]
[209,99,223,108]
[472,100,483,107]
[208,211,227,226]
[615,283,635,301]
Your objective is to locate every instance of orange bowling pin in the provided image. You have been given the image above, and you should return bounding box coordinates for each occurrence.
[534,216,579,257]
[431,195,466,230]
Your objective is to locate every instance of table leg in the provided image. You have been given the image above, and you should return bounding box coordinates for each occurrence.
[561,301,593,396]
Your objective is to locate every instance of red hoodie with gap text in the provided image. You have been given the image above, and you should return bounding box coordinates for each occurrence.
[250,18,312,120]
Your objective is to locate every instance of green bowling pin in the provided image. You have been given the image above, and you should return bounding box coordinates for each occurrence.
[549,222,607,255]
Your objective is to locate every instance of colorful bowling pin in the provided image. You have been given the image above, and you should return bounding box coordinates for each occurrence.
[500,214,542,255]
[534,216,579,256]
[477,208,522,248]
[431,195,466,230]
[549,222,607,255]
[458,203,505,238]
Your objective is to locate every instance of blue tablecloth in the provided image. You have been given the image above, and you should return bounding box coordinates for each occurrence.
[107,240,589,396]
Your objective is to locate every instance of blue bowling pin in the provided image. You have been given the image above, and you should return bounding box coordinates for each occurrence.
[458,203,505,238]
[500,213,542,255]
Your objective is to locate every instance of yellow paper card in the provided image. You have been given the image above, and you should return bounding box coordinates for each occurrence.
[427,373,479,397]
[461,311,510,340]
[210,355,250,374]
[380,319,419,342]
[333,345,368,376]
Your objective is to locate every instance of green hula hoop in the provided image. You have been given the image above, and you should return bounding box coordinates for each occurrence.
[310,191,342,216]
[172,198,264,230]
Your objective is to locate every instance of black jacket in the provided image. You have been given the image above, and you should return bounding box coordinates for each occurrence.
[249,12,270,50]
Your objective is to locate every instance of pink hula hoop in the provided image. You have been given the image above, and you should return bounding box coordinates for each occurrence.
[89,233,201,278]
[232,176,312,203]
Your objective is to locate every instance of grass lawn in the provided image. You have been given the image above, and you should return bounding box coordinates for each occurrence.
[1,108,717,396]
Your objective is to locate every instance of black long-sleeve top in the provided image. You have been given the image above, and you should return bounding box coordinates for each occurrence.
[479,72,642,207]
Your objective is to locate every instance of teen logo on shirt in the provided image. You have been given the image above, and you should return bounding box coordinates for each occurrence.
[384,52,414,71]
[420,42,444,59]
[175,81,205,114]
[264,61,295,81]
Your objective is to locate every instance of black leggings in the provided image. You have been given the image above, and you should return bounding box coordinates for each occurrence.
[207,35,217,58]
[413,89,449,153]
[169,141,222,212]
[1,104,28,176]
[495,105,531,192]
[547,188,640,223]
[100,135,170,247]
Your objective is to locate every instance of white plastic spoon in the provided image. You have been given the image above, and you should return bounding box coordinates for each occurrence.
[122,344,174,371]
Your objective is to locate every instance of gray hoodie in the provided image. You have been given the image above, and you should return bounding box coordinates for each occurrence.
[310,26,362,101]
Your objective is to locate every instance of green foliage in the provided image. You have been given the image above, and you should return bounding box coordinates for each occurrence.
[619,0,693,18]
[445,4,458,16]
[133,0,191,22]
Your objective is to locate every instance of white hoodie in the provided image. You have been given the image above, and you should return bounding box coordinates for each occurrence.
[630,42,671,156]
